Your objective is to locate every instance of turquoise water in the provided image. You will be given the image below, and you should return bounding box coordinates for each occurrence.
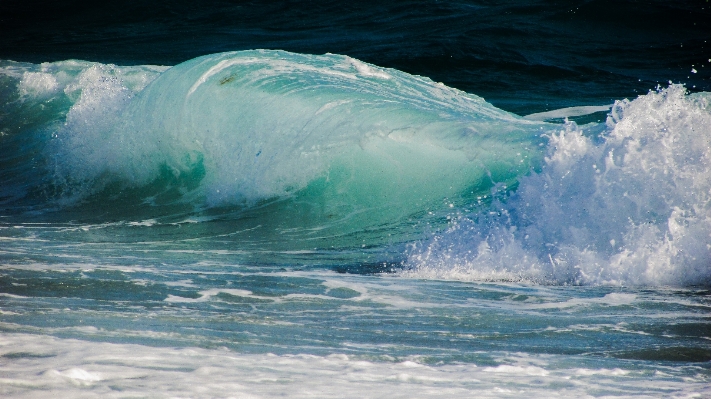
[1,52,709,397]
[1,1,711,396]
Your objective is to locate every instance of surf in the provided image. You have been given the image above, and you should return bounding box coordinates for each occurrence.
[404,86,711,286]
[2,51,709,285]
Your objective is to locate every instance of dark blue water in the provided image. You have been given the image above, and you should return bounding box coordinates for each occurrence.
[2,0,709,114]
[0,1,710,397]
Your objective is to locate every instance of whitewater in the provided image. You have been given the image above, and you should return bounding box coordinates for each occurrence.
[1,51,709,398]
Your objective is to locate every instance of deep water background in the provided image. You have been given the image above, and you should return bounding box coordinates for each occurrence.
[1,0,710,115]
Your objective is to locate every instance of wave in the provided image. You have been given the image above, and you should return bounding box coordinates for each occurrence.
[0,51,545,245]
[2,52,709,285]
[403,86,711,286]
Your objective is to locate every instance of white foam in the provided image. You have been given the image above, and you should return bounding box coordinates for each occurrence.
[127,219,158,227]
[574,368,629,376]
[482,365,549,376]
[18,71,59,98]
[521,293,638,310]
[0,333,705,398]
[56,368,103,383]
[12,60,167,102]
[347,57,392,79]
[405,85,711,286]
[165,288,256,303]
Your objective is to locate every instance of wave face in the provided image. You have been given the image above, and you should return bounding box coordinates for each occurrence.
[1,51,544,246]
[404,86,711,286]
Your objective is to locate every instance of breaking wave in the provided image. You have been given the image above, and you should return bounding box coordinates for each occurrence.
[403,86,711,286]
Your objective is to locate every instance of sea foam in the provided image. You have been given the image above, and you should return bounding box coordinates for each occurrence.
[404,85,711,286]
[1,332,707,398]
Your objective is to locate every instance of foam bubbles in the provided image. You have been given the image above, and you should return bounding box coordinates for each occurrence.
[18,71,59,98]
[43,63,168,193]
[404,85,711,286]
[2,332,707,398]
[56,368,103,384]
[1,60,167,204]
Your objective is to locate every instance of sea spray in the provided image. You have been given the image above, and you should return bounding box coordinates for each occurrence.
[0,60,167,207]
[404,85,711,286]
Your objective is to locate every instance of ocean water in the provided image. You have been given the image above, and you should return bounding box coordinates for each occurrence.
[1,1,710,397]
